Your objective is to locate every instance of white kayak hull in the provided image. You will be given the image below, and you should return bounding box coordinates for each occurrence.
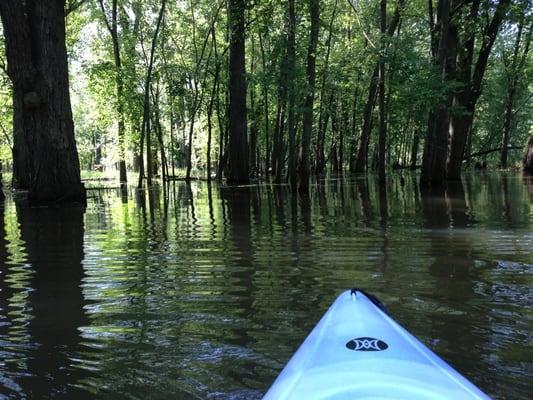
[264,289,490,400]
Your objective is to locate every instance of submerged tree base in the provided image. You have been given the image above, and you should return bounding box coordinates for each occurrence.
[14,184,87,205]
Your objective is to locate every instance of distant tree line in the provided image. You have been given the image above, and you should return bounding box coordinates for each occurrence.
[0,0,531,202]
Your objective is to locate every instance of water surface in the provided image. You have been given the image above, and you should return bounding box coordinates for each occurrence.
[0,172,532,399]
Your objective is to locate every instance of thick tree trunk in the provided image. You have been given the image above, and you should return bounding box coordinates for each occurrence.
[446,0,511,180]
[226,0,249,184]
[298,0,320,193]
[420,0,455,187]
[0,0,85,203]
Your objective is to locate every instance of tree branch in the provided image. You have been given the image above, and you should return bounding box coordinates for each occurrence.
[464,146,522,160]
[66,0,89,16]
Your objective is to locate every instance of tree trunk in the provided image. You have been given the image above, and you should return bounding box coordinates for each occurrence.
[137,0,166,188]
[352,0,404,173]
[0,0,85,203]
[152,89,168,182]
[249,34,258,178]
[249,86,258,177]
[258,32,271,176]
[98,0,127,185]
[226,0,249,184]
[377,0,387,183]
[420,0,455,187]
[446,0,511,180]
[146,108,153,186]
[353,65,379,173]
[315,0,339,175]
[298,0,320,193]
[500,86,515,169]
[500,12,530,168]
[338,100,348,173]
[207,49,219,180]
[287,0,297,190]
[170,109,176,177]
[216,81,228,180]
[524,135,533,174]
[410,130,420,169]
[349,83,360,172]
[272,86,286,183]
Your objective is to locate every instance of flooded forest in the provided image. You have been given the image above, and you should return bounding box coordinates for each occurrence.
[0,0,532,399]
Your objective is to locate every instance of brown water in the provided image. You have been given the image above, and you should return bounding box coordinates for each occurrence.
[0,172,531,399]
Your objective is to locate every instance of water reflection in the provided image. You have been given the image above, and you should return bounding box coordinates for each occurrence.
[1,204,90,399]
[0,173,531,399]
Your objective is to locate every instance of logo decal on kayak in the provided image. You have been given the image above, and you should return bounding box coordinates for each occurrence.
[346,337,388,351]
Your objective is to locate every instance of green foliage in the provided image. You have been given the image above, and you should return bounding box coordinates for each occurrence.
[0,0,531,179]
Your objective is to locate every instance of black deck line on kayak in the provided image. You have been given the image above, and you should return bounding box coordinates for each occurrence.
[350,288,389,315]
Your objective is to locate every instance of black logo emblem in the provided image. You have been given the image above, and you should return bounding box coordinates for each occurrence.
[346,337,388,351]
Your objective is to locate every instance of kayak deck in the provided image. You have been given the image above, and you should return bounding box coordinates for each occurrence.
[264,290,490,400]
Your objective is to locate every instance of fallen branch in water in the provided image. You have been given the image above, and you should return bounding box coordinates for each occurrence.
[463,146,523,161]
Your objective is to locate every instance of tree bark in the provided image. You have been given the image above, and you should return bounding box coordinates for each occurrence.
[446,0,511,180]
[377,0,387,183]
[249,34,258,177]
[315,0,339,175]
[226,0,249,184]
[287,0,297,190]
[298,0,320,193]
[137,0,166,188]
[420,0,455,187]
[98,0,127,185]
[0,0,85,202]
[272,79,286,183]
[271,27,289,184]
[258,32,271,176]
[500,14,531,168]
[206,32,220,180]
[352,0,404,173]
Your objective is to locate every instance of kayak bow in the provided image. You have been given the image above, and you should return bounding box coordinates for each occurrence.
[264,289,490,400]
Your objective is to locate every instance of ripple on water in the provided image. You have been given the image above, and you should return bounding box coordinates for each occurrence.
[0,175,532,399]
